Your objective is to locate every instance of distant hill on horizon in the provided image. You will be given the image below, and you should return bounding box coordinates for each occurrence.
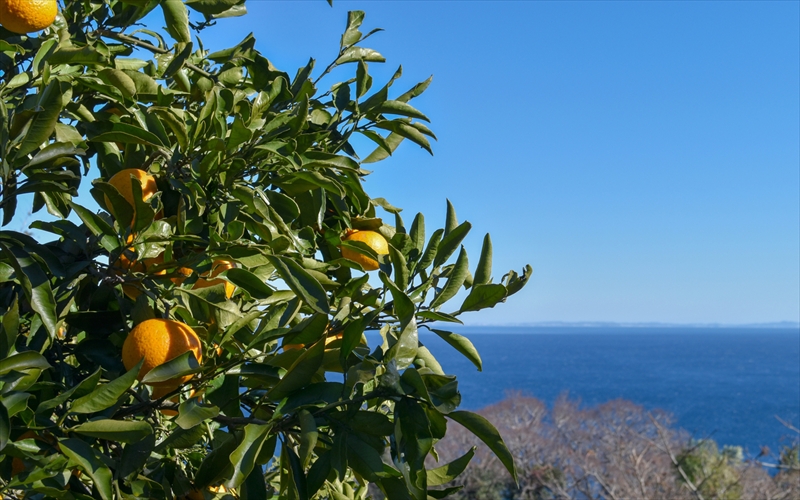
[449,321,800,329]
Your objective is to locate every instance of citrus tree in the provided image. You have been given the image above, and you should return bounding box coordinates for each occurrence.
[0,0,532,498]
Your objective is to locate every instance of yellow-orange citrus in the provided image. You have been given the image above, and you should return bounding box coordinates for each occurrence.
[105,169,157,225]
[122,319,202,386]
[340,230,389,271]
[0,0,57,34]
[184,484,232,500]
[192,260,235,299]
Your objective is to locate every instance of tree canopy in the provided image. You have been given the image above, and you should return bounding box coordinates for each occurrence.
[0,0,531,498]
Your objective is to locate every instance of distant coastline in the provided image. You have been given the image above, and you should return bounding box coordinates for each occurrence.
[449,321,800,329]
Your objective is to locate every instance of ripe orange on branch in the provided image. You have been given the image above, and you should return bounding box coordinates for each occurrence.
[0,0,56,34]
[105,168,158,225]
[192,259,236,299]
[122,319,203,386]
[340,229,389,271]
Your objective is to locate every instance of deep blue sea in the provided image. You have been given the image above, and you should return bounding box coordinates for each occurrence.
[413,327,800,455]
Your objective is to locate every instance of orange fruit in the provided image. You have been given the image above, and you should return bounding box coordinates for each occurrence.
[0,0,57,34]
[340,230,389,271]
[105,169,157,225]
[184,484,231,500]
[122,319,203,386]
[192,260,235,299]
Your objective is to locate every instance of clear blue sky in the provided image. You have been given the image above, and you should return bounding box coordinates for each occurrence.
[201,1,798,325]
[31,1,800,325]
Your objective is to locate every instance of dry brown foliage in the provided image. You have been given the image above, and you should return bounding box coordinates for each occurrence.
[428,393,799,500]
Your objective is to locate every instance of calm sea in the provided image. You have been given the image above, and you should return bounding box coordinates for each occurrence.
[414,327,800,455]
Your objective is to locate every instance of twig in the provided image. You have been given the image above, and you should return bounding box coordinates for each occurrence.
[648,413,706,500]
[96,30,213,79]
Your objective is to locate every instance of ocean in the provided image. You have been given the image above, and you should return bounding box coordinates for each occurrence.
[415,327,800,455]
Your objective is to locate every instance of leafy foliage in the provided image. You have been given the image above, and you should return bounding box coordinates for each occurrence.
[0,0,531,498]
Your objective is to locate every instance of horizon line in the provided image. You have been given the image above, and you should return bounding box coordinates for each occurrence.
[450,321,800,329]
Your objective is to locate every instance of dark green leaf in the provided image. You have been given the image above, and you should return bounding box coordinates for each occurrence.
[17,80,64,158]
[448,411,517,484]
[335,46,385,65]
[175,397,220,429]
[298,409,318,467]
[226,268,273,299]
[459,284,507,313]
[427,447,475,486]
[430,329,481,371]
[433,222,471,268]
[228,423,272,488]
[0,351,51,376]
[267,336,326,401]
[72,419,153,443]
[430,246,468,310]
[267,256,329,315]
[58,438,114,500]
[71,359,142,414]
[473,234,493,286]
[141,350,200,385]
[161,0,191,43]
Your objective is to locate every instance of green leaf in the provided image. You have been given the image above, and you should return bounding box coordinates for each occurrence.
[380,272,414,320]
[341,10,365,47]
[443,200,457,236]
[429,246,468,310]
[228,423,272,488]
[68,202,119,252]
[448,411,517,484]
[71,359,142,414]
[175,397,220,430]
[0,402,8,451]
[375,100,429,122]
[36,368,102,415]
[161,0,191,43]
[459,284,507,313]
[267,336,326,401]
[375,120,432,155]
[17,80,65,158]
[433,222,471,268]
[0,241,59,338]
[427,447,475,486]
[473,234,493,286]
[298,409,318,467]
[416,311,462,324]
[27,142,85,168]
[98,69,137,99]
[335,46,385,65]
[0,351,51,376]
[141,350,200,385]
[361,130,403,163]
[226,268,273,299]
[267,256,330,315]
[58,438,114,500]
[118,434,155,480]
[430,329,482,371]
[388,244,409,291]
[91,122,165,147]
[417,229,443,271]
[72,419,153,443]
[195,436,238,488]
[408,213,425,259]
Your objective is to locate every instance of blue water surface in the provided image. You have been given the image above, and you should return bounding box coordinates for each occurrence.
[412,327,800,454]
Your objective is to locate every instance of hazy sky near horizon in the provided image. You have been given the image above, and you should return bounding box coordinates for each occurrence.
[196,1,799,325]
